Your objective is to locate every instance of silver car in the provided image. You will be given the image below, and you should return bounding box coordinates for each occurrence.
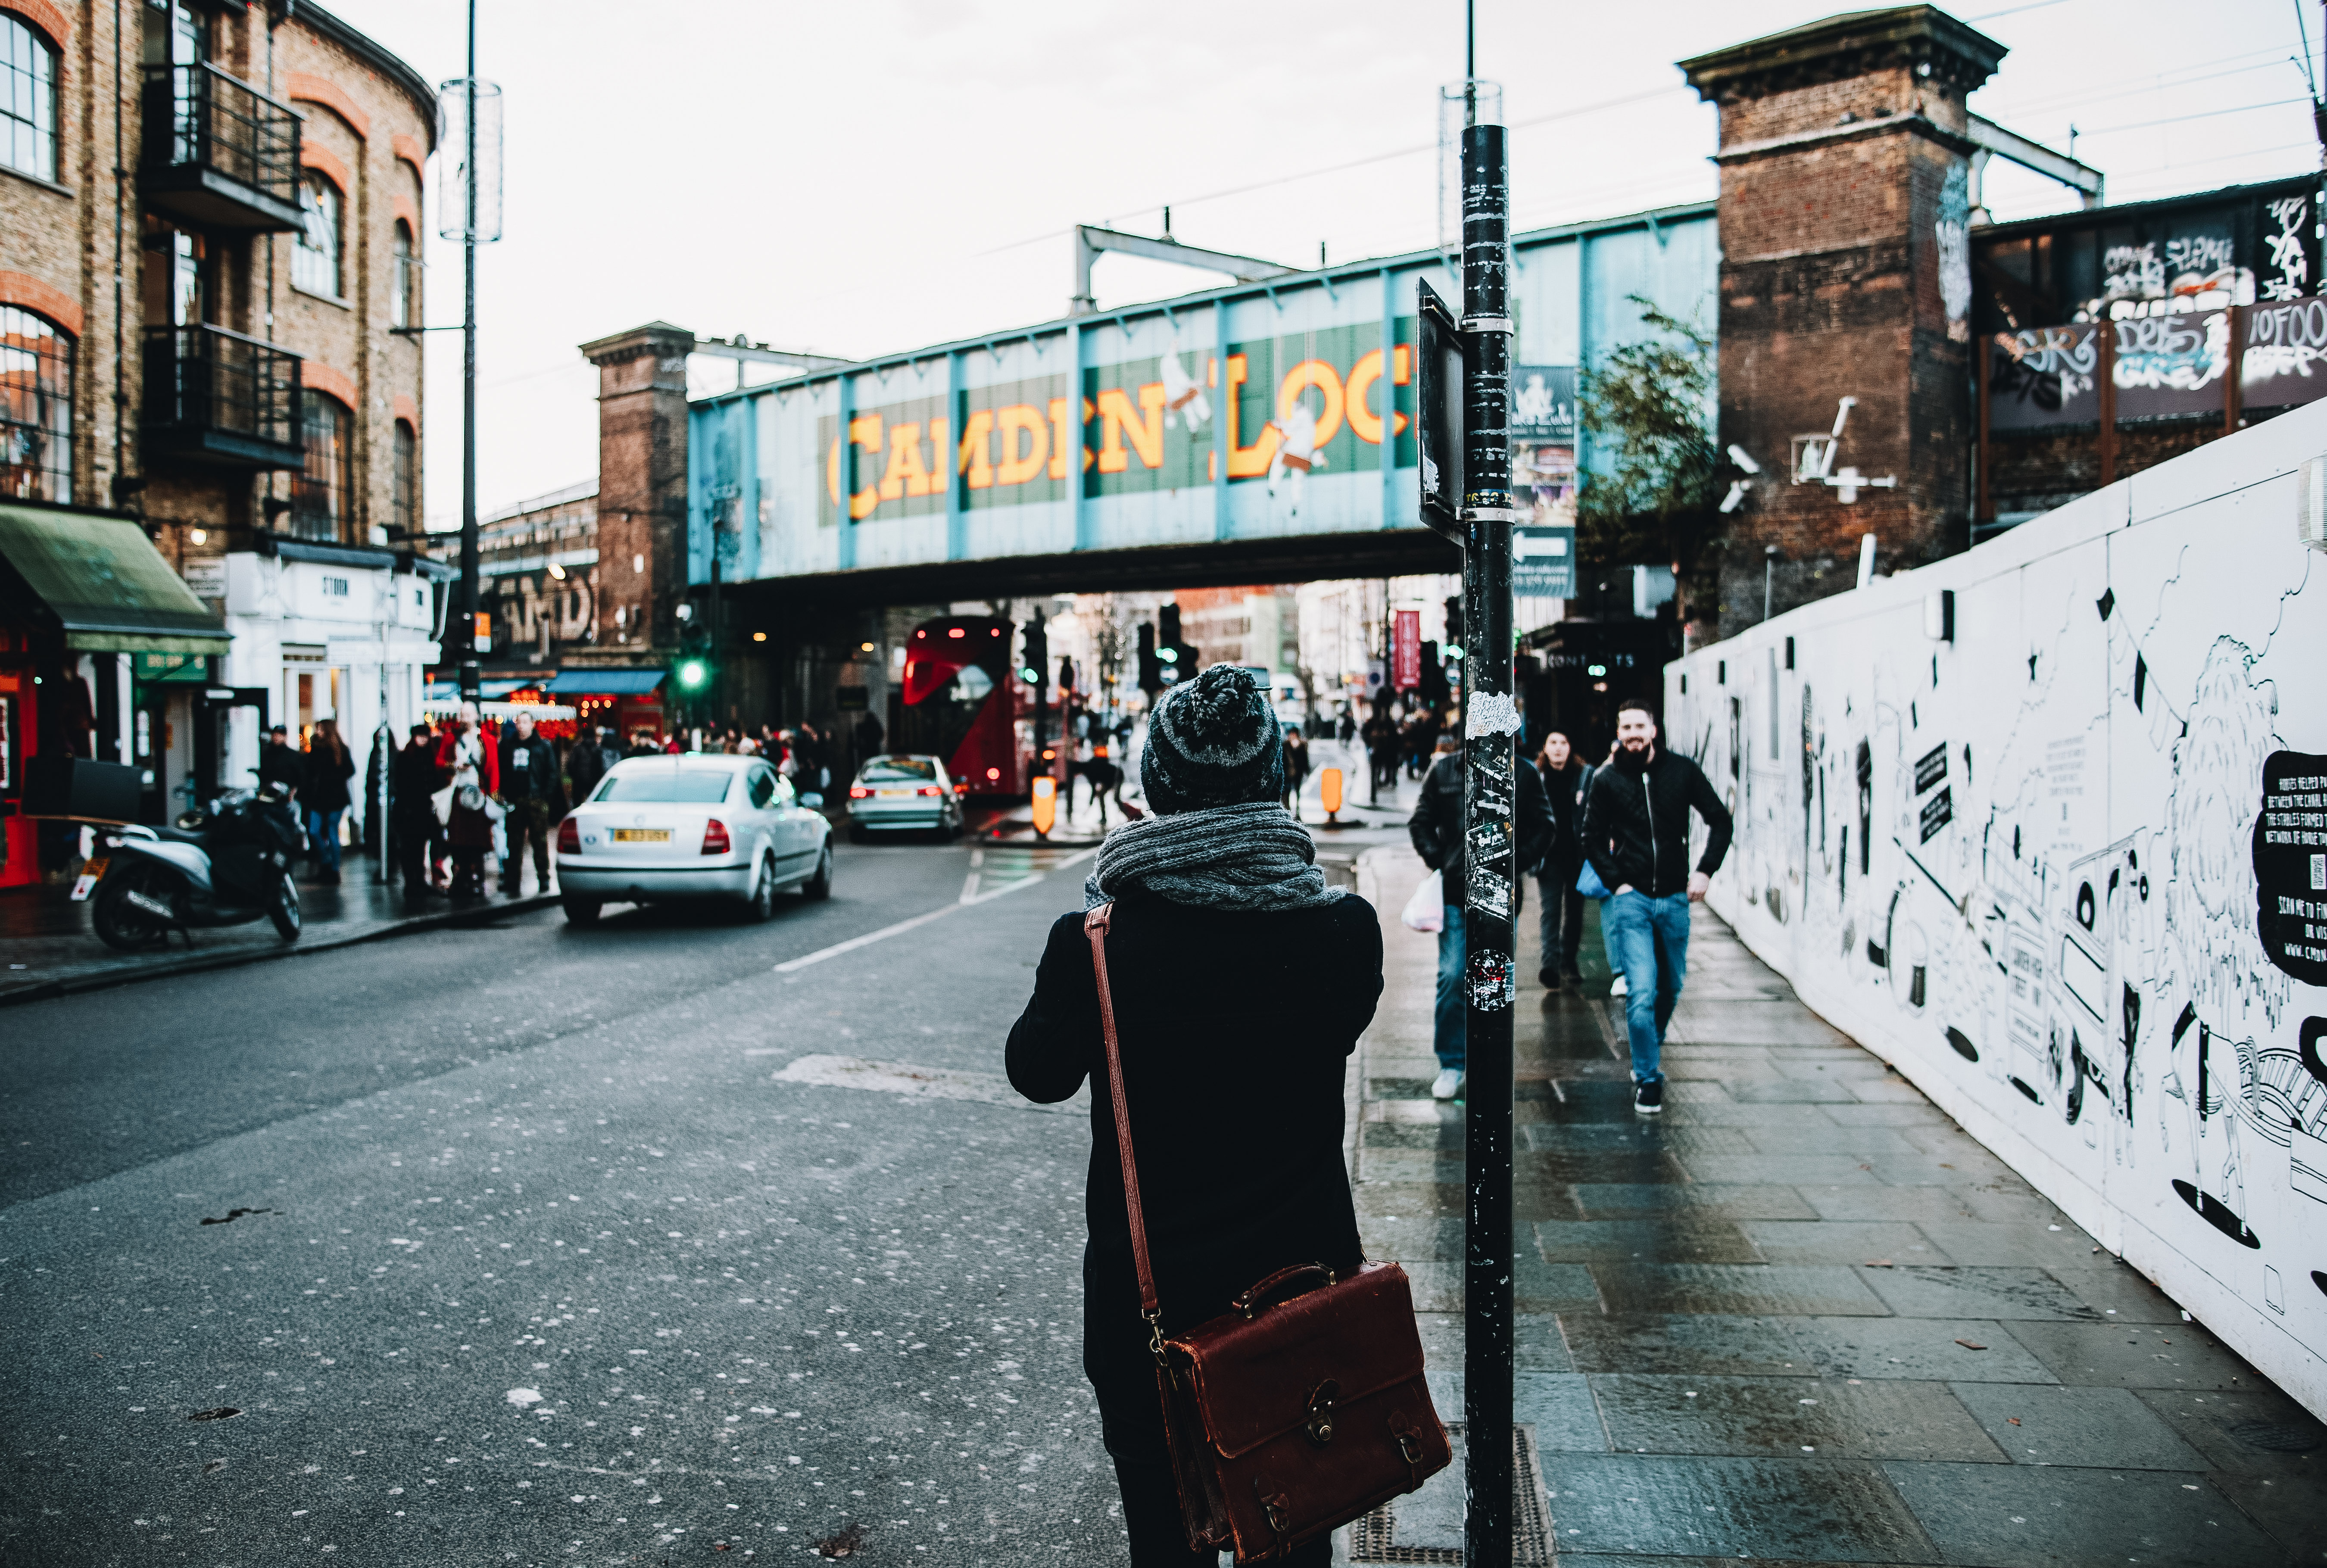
[555,754,832,923]
[845,754,964,842]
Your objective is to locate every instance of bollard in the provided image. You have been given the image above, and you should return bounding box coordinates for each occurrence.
[1319,766,1343,826]
[1030,776,1056,840]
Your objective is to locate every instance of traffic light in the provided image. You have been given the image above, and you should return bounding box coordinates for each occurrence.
[1057,656,1076,693]
[1157,602,1196,685]
[1419,640,1448,704]
[1137,623,1161,693]
[1444,595,1465,661]
[1022,618,1048,689]
[677,657,711,692]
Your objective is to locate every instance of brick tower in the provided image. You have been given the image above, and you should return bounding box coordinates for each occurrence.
[580,322,696,658]
[1681,7,2004,639]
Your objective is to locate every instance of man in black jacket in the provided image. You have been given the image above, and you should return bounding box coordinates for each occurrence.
[1578,698,1734,1114]
[390,723,443,896]
[566,725,613,805]
[1408,730,1552,1100]
[497,711,559,897]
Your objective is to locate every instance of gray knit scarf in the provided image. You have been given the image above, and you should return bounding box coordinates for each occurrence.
[1082,801,1344,912]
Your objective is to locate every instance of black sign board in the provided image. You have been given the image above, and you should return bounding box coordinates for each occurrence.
[1416,280,1468,539]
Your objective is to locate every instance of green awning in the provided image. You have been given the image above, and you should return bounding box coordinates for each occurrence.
[0,503,231,653]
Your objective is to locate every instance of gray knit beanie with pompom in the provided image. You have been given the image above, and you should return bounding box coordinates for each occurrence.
[1139,664,1285,815]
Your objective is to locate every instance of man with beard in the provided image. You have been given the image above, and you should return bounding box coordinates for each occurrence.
[1579,698,1733,1115]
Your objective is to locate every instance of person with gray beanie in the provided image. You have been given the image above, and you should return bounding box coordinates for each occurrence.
[1007,664,1383,1566]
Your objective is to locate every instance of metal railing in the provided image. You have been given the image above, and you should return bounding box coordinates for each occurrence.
[140,61,301,207]
[143,322,303,460]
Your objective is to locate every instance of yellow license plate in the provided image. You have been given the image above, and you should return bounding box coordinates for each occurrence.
[877,789,910,797]
[610,829,671,843]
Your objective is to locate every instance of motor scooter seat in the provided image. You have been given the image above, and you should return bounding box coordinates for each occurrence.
[152,824,209,845]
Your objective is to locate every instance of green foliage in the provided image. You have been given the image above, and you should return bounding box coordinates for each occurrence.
[1576,298,1724,586]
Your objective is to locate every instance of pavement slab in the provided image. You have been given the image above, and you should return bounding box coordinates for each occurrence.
[1881,1460,2282,1568]
[1948,1382,2210,1469]
[1588,1373,2008,1463]
[1539,1453,1940,1561]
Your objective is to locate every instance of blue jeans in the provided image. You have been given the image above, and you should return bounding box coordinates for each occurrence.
[1434,905,1466,1072]
[306,808,344,872]
[1600,891,1690,1085]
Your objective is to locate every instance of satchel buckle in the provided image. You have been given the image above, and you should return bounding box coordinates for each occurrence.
[1143,1308,1167,1367]
[1304,1380,1341,1446]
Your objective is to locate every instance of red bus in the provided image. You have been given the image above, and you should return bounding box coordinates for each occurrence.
[896,615,1034,797]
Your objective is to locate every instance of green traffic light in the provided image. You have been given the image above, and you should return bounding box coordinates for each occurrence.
[678,658,710,690]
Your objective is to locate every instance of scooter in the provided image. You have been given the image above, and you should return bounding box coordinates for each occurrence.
[81,779,307,951]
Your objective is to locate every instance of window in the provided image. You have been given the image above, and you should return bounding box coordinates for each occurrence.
[2,14,58,183]
[0,305,74,503]
[293,172,342,296]
[392,419,415,537]
[594,770,734,804]
[861,758,936,782]
[747,768,776,809]
[392,221,417,329]
[291,390,352,541]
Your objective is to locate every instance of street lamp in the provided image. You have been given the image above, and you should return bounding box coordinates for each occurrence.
[437,6,503,704]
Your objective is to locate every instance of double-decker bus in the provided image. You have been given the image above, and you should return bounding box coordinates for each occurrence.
[895,615,1034,797]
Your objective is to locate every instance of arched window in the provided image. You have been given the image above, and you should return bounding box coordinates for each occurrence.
[293,171,343,296]
[392,418,416,537]
[2,12,59,184]
[391,221,417,329]
[292,389,352,541]
[0,304,74,503]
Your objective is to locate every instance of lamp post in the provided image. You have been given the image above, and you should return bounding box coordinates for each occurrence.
[437,5,501,703]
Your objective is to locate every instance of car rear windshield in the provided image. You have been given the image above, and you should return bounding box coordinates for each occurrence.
[862,759,937,782]
[595,771,733,803]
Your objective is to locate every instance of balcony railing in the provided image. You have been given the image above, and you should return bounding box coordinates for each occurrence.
[142,323,304,471]
[139,62,303,232]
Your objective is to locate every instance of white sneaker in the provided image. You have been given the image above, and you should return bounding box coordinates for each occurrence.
[1430,1068,1464,1100]
[1610,973,1629,998]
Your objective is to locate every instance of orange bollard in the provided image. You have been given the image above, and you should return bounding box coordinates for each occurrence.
[1319,767,1343,826]
[1031,776,1056,839]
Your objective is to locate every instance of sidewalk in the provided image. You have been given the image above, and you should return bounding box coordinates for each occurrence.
[1346,845,2324,1566]
[0,855,556,1005]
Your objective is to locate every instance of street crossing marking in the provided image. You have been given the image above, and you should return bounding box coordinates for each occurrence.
[776,845,1100,976]
[769,1053,1087,1114]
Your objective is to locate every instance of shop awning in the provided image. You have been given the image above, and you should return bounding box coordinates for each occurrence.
[423,678,538,701]
[0,504,231,654]
[543,668,664,695]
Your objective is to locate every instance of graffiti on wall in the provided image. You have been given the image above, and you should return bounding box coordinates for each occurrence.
[1673,422,2327,1408]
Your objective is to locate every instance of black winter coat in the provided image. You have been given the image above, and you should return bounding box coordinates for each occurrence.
[1535,758,1587,869]
[1007,894,1382,1434]
[498,729,558,803]
[1407,751,1553,901]
[303,745,354,812]
[567,738,611,804]
[392,740,441,821]
[1578,748,1734,899]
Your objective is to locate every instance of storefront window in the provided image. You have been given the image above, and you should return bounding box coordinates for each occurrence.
[0,305,74,503]
[292,390,352,541]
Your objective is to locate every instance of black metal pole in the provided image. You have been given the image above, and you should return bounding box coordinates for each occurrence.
[456,1,480,705]
[1460,115,1516,1568]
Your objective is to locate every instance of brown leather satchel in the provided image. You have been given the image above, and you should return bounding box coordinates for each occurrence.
[1085,903,1451,1562]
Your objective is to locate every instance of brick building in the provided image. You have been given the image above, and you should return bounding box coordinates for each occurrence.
[0,0,441,879]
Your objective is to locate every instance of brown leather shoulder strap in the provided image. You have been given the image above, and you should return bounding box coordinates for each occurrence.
[1085,903,1161,1321]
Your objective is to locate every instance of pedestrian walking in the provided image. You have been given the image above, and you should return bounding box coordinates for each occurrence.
[391,722,443,897]
[1578,698,1734,1115]
[1007,663,1381,1566]
[497,710,559,897]
[435,703,499,901]
[258,723,302,801]
[1082,743,1123,827]
[1534,729,1589,990]
[1407,729,1550,1099]
[1280,724,1310,818]
[567,724,613,805]
[302,716,355,884]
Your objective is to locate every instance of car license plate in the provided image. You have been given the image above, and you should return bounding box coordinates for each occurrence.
[69,858,108,902]
[877,789,909,798]
[610,829,670,843]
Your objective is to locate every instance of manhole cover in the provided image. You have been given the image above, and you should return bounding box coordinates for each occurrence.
[1350,1425,1550,1566]
[2224,1419,2323,1453]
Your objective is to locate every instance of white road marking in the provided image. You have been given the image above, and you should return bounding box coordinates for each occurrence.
[770,1053,1086,1113]
[775,846,1098,975]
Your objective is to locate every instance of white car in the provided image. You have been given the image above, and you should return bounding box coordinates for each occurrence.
[845,754,965,842]
[555,754,832,924]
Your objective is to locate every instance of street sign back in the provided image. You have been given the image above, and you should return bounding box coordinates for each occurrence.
[1416,280,1467,540]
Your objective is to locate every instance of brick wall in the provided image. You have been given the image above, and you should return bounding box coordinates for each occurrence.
[583,325,694,659]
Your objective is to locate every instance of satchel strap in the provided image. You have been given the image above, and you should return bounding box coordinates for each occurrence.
[1085,904,1167,1355]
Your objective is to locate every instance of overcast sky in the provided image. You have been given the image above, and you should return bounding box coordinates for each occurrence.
[319,0,2327,527]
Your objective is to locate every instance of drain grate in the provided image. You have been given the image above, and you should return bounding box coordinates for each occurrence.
[2224,1418,2324,1453]
[1349,1425,1551,1566]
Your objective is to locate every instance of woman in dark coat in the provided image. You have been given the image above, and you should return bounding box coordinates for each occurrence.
[303,717,356,884]
[1008,664,1382,1567]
